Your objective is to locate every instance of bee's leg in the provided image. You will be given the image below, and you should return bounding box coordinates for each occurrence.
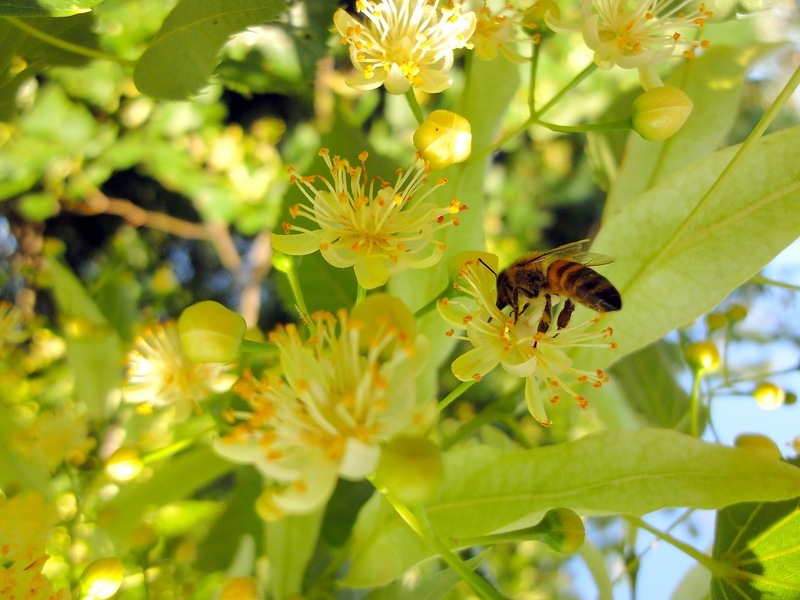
[557,298,575,330]
[537,294,552,335]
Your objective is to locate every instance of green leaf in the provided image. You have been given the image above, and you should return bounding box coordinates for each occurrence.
[364,554,485,600]
[45,258,123,421]
[711,495,800,599]
[0,14,98,120]
[133,0,288,100]
[610,341,693,430]
[0,0,101,17]
[345,429,800,586]
[266,508,324,599]
[605,46,761,215]
[101,445,232,544]
[576,125,800,371]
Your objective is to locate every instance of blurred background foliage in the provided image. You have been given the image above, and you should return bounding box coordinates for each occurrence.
[0,0,799,598]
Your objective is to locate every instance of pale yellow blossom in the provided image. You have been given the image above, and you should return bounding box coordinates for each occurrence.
[334,0,477,94]
[438,253,616,426]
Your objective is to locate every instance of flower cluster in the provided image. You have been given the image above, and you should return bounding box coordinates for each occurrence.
[334,0,477,94]
[122,322,238,421]
[214,297,435,516]
[0,492,69,599]
[271,149,466,289]
[11,405,95,474]
[437,254,616,427]
[471,1,535,62]
[546,0,712,71]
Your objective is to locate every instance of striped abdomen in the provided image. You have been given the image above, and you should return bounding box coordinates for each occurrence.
[546,259,622,312]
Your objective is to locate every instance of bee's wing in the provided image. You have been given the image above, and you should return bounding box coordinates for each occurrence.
[513,239,589,266]
[569,252,615,267]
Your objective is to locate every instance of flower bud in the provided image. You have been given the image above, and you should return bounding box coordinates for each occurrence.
[106,446,144,482]
[413,110,471,170]
[753,382,785,410]
[706,312,727,331]
[178,301,246,363]
[631,86,693,141]
[80,557,125,599]
[684,341,720,372]
[726,304,748,323]
[376,437,444,504]
[220,577,259,600]
[531,508,585,553]
[735,434,782,461]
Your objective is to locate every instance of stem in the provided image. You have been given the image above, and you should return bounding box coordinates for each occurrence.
[281,259,309,318]
[624,516,732,578]
[405,89,425,125]
[240,339,276,354]
[528,41,541,110]
[533,117,632,134]
[379,488,508,600]
[689,371,702,438]
[356,284,367,304]
[5,16,135,66]
[751,273,800,292]
[535,63,596,118]
[438,380,477,411]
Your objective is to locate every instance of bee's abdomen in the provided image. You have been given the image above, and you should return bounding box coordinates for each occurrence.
[547,260,622,312]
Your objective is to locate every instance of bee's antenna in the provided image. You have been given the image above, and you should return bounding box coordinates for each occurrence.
[477,258,498,277]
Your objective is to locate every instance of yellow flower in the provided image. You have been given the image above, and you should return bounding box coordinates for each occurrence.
[334,0,477,94]
[11,405,95,473]
[271,149,467,289]
[0,301,28,355]
[0,492,70,600]
[122,322,237,421]
[546,0,712,70]
[214,298,434,515]
[471,1,532,62]
[437,254,616,427]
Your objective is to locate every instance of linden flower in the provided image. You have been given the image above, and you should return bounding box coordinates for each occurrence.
[122,322,237,421]
[471,1,531,62]
[334,0,477,94]
[546,0,713,70]
[271,149,467,289]
[0,300,28,354]
[12,405,96,473]
[214,300,434,516]
[0,492,70,600]
[437,254,616,427]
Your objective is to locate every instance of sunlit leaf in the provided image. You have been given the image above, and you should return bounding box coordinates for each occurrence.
[711,495,800,599]
[46,258,123,421]
[344,429,800,586]
[0,0,101,17]
[267,508,324,599]
[0,14,98,119]
[610,341,693,430]
[575,125,800,370]
[133,0,288,99]
[101,445,232,544]
[606,46,765,214]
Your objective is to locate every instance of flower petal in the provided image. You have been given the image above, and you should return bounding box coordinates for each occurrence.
[339,437,380,480]
[354,256,390,289]
[271,231,321,255]
[451,345,500,381]
[525,376,552,427]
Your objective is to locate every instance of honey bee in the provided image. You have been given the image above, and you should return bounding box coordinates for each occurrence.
[480,239,621,333]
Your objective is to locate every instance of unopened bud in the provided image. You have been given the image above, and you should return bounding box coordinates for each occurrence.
[684,341,720,372]
[632,86,693,141]
[106,446,144,482]
[220,577,259,600]
[754,382,785,410]
[735,434,782,460]
[376,437,444,504]
[178,301,246,363]
[413,110,471,170]
[81,557,125,599]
